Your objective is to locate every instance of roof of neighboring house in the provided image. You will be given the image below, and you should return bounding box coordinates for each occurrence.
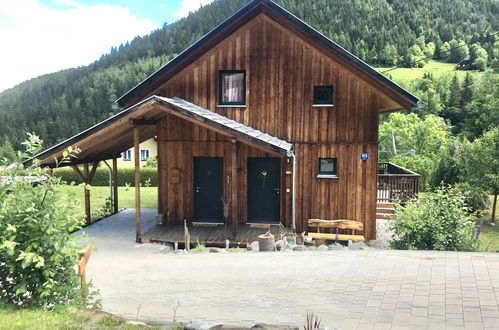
[458,55,471,63]
[115,0,419,109]
[28,96,293,167]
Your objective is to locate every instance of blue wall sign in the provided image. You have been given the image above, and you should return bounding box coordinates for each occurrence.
[360,152,369,160]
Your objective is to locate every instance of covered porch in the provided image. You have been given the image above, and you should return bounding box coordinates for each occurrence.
[30,96,295,245]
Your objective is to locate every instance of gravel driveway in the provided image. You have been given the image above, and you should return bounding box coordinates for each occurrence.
[77,209,499,329]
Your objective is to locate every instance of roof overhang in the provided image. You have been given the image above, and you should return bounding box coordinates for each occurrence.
[28,96,293,167]
[115,0,419,111]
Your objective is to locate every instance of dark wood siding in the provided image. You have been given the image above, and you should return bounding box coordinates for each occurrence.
[151,14,381,238]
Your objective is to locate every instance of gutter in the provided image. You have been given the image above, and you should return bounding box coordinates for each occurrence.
[288,150,296,231]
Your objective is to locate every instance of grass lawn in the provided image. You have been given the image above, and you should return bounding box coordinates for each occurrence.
[0,307,90,330]
[478,195,498,252]
[0,306,163,329]
[376,60,484,85]
[58,185,158,221]
[478,224,499,252]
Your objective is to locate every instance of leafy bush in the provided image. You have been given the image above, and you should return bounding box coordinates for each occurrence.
[0,135,84,307]
[453,182,490,216]
[390,186,477,251]
[53,167,158,186]
[144,157,157,168]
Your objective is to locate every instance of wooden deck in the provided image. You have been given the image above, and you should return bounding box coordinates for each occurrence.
[141,223,290,247]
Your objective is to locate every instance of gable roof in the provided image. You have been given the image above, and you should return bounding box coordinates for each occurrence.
[115,0,419,109]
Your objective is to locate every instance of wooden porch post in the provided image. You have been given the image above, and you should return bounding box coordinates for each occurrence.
[231,140,239,238]
[83,163,91,226]
[134,126,141,243]
[112,158,119,214]
[71,162,99,226]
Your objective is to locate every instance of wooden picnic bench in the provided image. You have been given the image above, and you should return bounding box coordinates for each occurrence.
[305,219,365,242]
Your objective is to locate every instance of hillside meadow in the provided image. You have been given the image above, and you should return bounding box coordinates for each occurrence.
[376,60,485,84]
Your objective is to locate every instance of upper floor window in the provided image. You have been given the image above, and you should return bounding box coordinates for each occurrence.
[122,149,132,161]
[313,85,333,106]
[140,149,150,162]
[219,70,246,106]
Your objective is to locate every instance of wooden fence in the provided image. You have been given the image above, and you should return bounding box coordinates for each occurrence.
[377,162,420,203]
[78,246,92,305]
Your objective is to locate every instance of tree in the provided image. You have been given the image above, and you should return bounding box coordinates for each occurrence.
[380,44,398,66]
[423,41,436,61]
[464,72,499,138]
[416,73,442,116]
[405,44,425,67]
[439,41,451,60]
[379,113,451,189]
[460,72,473,110]
[472,47,488,71]
[461,128,499,222]
[0,140,16,164]
[449,39,469,62]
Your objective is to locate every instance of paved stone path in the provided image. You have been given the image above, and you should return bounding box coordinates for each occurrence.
[78,210,499,329]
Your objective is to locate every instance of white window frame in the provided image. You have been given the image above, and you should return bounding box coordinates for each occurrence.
[140,149,150,162]
[122,149,132,161]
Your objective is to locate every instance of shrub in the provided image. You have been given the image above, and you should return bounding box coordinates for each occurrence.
[453,182,490,216]
[390,186,477,251]
[0,135,84,307]
[53,167,158,186]
[144,157,157,168]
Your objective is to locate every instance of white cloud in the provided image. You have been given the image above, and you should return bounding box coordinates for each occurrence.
[0,0,157,92]
[173,0,211,19]
[53,0,79,6]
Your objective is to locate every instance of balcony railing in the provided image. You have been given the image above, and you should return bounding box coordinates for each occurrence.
[377,162,420,203]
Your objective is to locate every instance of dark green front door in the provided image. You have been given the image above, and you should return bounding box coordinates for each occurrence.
[194,157,224,222]
[247,158,281,221]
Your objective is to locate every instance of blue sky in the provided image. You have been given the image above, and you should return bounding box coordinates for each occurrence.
[0,0,213,92]
[38,0,203,26]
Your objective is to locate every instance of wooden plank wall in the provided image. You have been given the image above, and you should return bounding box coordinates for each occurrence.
[151,14,381,239]
[157,116,285,229]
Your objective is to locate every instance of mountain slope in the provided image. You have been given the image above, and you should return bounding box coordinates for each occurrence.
[0,0,497,148]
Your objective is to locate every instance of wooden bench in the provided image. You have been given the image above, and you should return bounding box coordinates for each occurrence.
[305,219,365,242]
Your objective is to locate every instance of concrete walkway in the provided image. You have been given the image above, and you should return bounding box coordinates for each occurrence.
[79,210,499,329]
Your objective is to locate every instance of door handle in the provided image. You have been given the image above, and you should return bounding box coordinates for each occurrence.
[195,186,201,193]
[274,188,280,195]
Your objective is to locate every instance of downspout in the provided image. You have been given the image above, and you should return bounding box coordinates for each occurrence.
[288,150,297,231]
[102,160,113,206]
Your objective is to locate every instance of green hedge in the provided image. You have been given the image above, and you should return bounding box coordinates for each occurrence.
[54,167,158,187]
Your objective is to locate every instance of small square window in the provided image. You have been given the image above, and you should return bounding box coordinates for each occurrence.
[122,149,132,161]
[140,149,150,162]
[313,85,333,105]
[219,70,246,106]
[318,158,337,177]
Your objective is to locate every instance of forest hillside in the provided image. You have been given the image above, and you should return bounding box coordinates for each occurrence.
[0,0,497,150]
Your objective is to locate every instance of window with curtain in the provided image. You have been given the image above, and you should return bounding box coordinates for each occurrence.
[122,149,132,161]
[317,158,338,178]
[140,149,150,162]
[219,70,246,105]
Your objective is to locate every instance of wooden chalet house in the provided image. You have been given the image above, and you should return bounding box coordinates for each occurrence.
[32,0,419,243]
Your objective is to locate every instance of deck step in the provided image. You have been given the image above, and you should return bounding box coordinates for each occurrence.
[376,213,395,220]
[376,207,396,214]
[376,202,395,209]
